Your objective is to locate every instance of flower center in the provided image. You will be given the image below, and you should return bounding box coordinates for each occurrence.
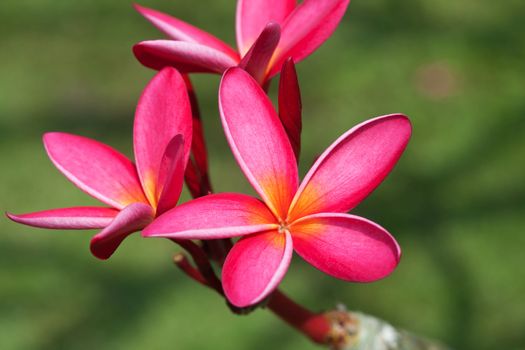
[278,220,290,234]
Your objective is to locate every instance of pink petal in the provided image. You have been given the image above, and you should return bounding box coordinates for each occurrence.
[219,68,298,219]
[278,58,302,161]
[288,114,411,220]
[238,22,281,85]
[142,193,278,239]
[183,75,212,198]
[90,203,154,260]
[134,4,239,60]
[156,135,185,215]
[290,213,401,282]
[133,40,239,74]
[223,230,293,307]
[6,207,118,229]
[236,0,296,56]
[268,0,350,77]
[43,132,148,210]
[133,68,192,206]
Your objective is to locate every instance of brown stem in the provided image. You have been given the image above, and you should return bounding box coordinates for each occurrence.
[171,239,223,294]
[267,289,331,344]
[173,253,208,287]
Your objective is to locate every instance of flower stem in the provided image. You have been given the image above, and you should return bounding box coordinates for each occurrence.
[171,239,223,294]
[173,253,209,287]
[267,289,331,344]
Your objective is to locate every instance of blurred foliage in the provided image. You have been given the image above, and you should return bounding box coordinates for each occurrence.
[1,0,524,349]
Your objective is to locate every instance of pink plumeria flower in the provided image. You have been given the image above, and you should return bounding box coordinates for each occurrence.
[143,68,412,307]
[133,0,350,84]
[7,68,192,259]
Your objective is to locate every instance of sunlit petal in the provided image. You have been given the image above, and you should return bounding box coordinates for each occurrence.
[219,68,298,219]
[291,213,401,282]
[289,114,411,220]
[43,132,147,209]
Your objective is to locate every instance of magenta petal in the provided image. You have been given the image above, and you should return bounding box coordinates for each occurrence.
[133,68,192,205]
[238,22,281,85]
[133,40,239,74]
[236,0,296,56]
[219,68,298,219]
[6,207,118,229]
[289,114,412,219]
[142,193,277,240]
[43,132,147,209]
[223,230,293,307]
[134,4,239,60]
[156,135,185,215]
[278,58,302,161]
[291,213,401,282]
[90,203,154,260]
[269,0,350,76]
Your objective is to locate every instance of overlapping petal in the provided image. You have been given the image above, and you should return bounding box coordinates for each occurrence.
[133,40,239,73]
[236,0,295,56]
[238,23,281,85]
[6,207,118,229]
[269,0,351,76]
[222,230,293,307]
[291,213,401,282]
[90,203,154,260]
[219,68,298,219]
[288,114,411,220]
[142,193,278,240]
[43,132,147,210]
[134,4,239,60]
[133,67,192,205]
[156,135,185,215]
[278,58,302,161]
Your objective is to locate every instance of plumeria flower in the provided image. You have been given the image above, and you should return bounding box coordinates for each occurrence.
[7,68,192,259]
[143,68,412,307]
[133,0,350,84]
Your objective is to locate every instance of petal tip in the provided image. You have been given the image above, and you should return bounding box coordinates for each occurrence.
[89,237,112,260]
[5,211,20,223]
[383,113,412,133]
[132,3,145,12]
[140,225,155,237]
[264,21,281,34]
[6,212,32,226]
[157,65,181,79]
[42,131,60,145]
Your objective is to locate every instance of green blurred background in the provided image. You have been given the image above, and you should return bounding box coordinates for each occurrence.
[1,0,524,349]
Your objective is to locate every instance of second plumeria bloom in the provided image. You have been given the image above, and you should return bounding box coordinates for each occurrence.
[144,68,412,307]
[133,0,350,84]
[8,68,192,259]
